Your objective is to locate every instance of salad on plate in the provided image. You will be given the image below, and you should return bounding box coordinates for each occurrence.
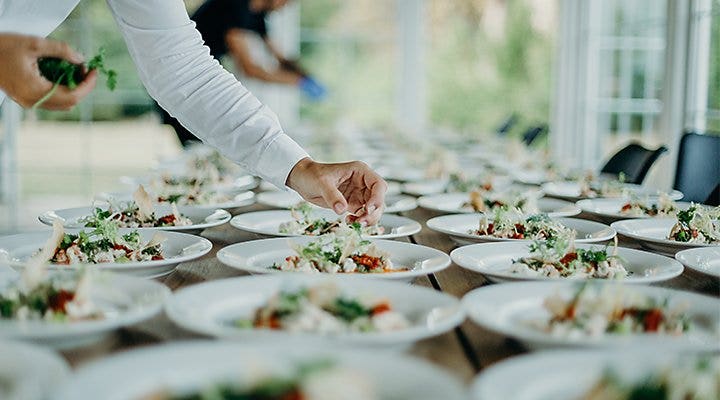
[471,209,572,241]
[539,284,691,338]
[464,189,539,214]
[82,186,192,229]
[511,233,628,279]
[273,226,405,274]
[232,283,409,334]
[38,220,165,265]
[278,203,385,236]
[618,194,679,218]
[667,206,720,244]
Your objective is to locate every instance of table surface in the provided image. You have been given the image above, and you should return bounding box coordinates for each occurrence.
[60,202,720,383]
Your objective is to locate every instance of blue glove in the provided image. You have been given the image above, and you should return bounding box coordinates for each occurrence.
[299,76,327,101]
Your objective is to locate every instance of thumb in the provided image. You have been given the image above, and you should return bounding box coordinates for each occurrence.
[319,180,347,214]
[37,39,83,64]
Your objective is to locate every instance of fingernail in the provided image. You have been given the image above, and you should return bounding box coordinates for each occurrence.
[333,202,344,214]
[367,204,377,214]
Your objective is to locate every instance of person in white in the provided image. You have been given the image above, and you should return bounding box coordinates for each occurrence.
[0,0,386,224]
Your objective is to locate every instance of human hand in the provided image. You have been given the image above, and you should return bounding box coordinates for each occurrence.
[279,58,307,76]
[298,76,327,101]
[0,33,97,110]
[286,158,388,225]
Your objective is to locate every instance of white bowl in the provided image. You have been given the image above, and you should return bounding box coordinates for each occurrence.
[612,218,719,256]
[165,274,465,349]
[217,237,451,281]
[427,215,615,246]
[675,247,720,279]
[55,340,468,400]
[0,341,69,400]
[471,349,716,400]
[0,229,212,279]
[256,191,415,214]
[450,241,683,283]
[418,193,579,216]
[38,205,231,234]
[462,281,719,350]
[0,271,169,349]
[542,181,683,201]
[229,209,421,239]
[576,198,696,223]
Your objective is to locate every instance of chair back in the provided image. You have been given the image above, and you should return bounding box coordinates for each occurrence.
[600,143,668,184]
[521,124,548,146]
[673,131,720,203]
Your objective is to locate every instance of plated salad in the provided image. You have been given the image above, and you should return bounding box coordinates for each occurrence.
[232,283,409,334]
[447,173,498,193]
[471,209,572,240]
[0,271,101,322]
[667,206,720,244]
[619,194,679,218]
[540,284,690,338]
[278,203,384,236]
[150,361,377,400]
[156,188,234,206]
[582,357,718,400]
[83,186,192,228]
[511,234,628,279]
[465,190,539,214]
[273,226,404,274]
[38,220,165,265]
[579,174,626,199]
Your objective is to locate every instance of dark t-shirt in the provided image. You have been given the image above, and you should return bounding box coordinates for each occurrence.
[192,0,268,58]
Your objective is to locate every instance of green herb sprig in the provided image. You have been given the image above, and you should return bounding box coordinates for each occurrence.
[33,47,117,109]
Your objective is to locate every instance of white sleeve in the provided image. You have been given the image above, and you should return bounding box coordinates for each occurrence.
[104,0,308,188]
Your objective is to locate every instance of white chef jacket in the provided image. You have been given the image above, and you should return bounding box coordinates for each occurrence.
[0,0,308,188]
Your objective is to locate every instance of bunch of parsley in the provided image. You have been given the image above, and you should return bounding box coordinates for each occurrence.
[33,47,117,109]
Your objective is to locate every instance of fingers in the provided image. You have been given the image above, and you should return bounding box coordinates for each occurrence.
[39,70,97,110]
[318,178,348,214]
[34,38,83,63]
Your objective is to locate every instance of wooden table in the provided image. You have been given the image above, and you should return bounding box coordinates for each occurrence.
[60,203,720,384]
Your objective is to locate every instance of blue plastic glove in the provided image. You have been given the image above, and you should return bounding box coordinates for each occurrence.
[299,76,327,101]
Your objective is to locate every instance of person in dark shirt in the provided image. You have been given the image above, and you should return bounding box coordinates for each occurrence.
[160,0,325,146]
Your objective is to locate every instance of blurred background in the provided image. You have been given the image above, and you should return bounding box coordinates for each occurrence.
[0,0,718,233]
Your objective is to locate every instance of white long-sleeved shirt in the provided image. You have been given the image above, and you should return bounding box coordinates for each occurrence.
[0,0,308,188]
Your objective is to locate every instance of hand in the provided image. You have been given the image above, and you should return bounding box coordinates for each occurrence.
[279,58,307,76]
[0,33,97,110]
[298,76,327,101]
[286,158,388,225]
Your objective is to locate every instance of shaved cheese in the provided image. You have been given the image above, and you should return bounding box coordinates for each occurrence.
[133,185,155,221]
[23,220,64,289]
[144,232,167,249]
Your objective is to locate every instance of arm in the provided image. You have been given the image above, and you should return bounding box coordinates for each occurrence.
[226,28,301,84]
[263,37,308,77]
[105,0,305,189]
[104,0,385,223]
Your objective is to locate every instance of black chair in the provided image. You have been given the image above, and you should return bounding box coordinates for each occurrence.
[673,131,720,203]
[600,143,668,184]
[705,184,719,206]
[521,124,548,146]
[495,114,518,136]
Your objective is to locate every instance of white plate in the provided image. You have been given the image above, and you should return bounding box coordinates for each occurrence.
[402,176,514,197]
[472,349,716,400]
[120,173,258,192]
[427,215,615,246]
[38,205,231,234]
[0,341,69,400]
[229,209,421,239]
[0,229,212,279]
[576,198,696,223]
[165,275,464,348]
[450,242,683,283]
[462,281,719,350]
[611,218,719,256]
[217,237,451,280]
[379,168,426,183]
[0,271,169,349]
[55,340,467,400]
[418,193,579,217]
[96,189,255,212]
[256,191,417,214]
[675,247,720,278]
[542,181,684,201]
